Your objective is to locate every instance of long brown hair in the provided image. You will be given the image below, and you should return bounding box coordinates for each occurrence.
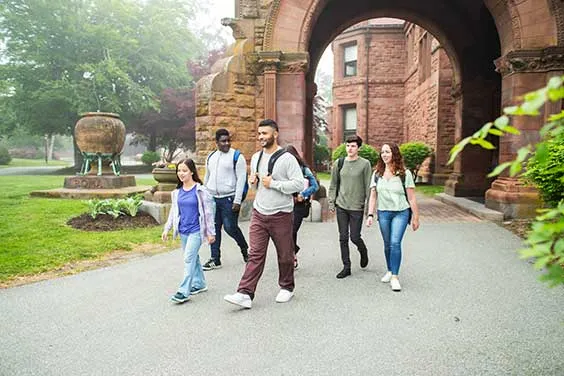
[175,158,203,188]
[374,143,406,176]
[285,145,308,169]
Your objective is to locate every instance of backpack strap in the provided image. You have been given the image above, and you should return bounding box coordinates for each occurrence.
[253,150,264,188]
[267,148,287,176]
[233,149,241,169]
[400,172,409,203]
[206,150,217,168]
[373,171,380,185]
[335,157,345,197]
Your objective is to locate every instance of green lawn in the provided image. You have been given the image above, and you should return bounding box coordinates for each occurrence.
[415,184,445,196]
[0,176,168,284]
[0,158,71,168]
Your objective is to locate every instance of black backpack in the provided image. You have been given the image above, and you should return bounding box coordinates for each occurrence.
[252,148,288,188]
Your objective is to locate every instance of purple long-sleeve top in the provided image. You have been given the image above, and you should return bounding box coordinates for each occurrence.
[163,183,216,242]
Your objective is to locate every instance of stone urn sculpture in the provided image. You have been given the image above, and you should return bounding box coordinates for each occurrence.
[145,164,179,203]
[75,112,126,176]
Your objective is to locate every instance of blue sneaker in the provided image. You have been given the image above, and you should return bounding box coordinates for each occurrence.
[171,292,190,303]
[190,286,208,295]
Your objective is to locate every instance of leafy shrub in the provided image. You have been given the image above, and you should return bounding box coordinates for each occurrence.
[86,195,143,219]
[332,144,379,166]
[141,151,160,166]
[525,132,564,207]
[7,147,42,159]
[400,142,432,177]
[0,146,12,165]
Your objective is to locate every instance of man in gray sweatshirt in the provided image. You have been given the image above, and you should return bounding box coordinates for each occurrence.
[203,128,249,270]
[224,119,303,309]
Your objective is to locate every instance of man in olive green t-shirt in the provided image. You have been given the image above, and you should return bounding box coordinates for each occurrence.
[328,135,373,279]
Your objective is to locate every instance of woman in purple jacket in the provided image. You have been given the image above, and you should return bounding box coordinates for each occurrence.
[162,159,216,304]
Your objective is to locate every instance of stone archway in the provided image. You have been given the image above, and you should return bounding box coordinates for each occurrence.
[195,0,564,219]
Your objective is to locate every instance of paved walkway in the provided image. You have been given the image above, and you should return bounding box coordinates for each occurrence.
[1,197,563,375]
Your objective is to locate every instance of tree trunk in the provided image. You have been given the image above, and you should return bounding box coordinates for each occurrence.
[48,134,55,161]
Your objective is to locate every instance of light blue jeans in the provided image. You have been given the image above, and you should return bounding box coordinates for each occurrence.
[377,209,410,275]
[177,232,206,296]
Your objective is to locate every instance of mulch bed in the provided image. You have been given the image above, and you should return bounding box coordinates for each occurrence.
[67,212,159,231]
[500,219,534,239]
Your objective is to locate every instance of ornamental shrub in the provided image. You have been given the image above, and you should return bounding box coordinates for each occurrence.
[332,143,379,166]
[400,142,432,177]
[141,151,160,166]
[0,146,12,165]
[525,132,564,207]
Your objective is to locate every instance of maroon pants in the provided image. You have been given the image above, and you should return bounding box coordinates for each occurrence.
[237,209,295,299]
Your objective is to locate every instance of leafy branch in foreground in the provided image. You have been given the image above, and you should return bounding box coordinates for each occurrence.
[448,75,564,287]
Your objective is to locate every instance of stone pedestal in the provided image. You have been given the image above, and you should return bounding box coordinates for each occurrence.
[485,177,541,219]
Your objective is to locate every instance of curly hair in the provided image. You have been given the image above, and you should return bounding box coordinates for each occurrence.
[374,143,406,176]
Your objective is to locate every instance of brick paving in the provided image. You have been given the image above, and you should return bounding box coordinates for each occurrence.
[417,194,482,223]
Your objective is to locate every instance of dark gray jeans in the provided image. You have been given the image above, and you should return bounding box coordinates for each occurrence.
[336,206,368,269]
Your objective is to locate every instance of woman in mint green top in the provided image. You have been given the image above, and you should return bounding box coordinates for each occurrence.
[366,144,420,292]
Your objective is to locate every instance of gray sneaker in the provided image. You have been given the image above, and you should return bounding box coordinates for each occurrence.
[203,259,222,271]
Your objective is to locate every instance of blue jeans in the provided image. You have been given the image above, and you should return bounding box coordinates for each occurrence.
[211,196,248,262]
[177,232,206,296]
[377,209,410,275]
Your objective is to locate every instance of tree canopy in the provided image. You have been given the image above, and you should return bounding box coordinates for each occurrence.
[0,0,205,138]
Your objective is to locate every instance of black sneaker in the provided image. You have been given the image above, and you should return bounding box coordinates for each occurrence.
[336,268,351,279]
[360,249,369,269]
[171,292,190,303]
[241,249,249,263]
[203,259,222,271]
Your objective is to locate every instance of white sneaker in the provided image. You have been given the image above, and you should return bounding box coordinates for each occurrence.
[390,277,401,291]
[224,292,252,309]
[381,271,392,283]
[275,289,294,303]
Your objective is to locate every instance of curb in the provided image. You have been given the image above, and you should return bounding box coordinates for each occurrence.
[434,193,504,222]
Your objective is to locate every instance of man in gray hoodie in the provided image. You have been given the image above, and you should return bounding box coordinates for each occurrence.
[224,119,303,309]
[203,128,249,270]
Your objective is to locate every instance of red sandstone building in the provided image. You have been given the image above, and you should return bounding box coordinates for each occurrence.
[331,19,457,184]
[196,0,564,218]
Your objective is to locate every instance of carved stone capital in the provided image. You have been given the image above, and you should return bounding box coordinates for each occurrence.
[494,47,564,76]
[258,51,282,73]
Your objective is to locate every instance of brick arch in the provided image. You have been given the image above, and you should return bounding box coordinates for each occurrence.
[549,0,564,45]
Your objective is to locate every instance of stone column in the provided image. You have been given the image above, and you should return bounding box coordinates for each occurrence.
[445,75,499,197]
[258,51,282,121]
[485,47,564,218]
[277,53,309,157]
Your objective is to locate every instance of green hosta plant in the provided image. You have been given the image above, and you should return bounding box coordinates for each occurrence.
[121,195,143,217]
[449,75,564,287]
[86,195,143,219]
